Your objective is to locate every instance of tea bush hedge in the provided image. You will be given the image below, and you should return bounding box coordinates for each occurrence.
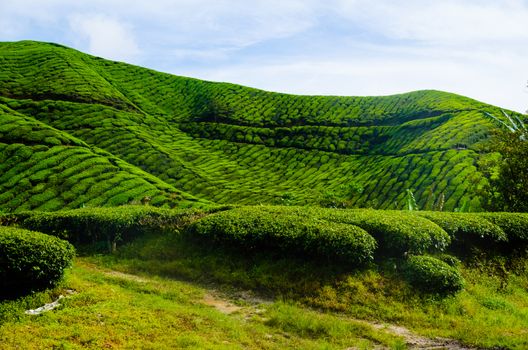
[15,206,209,249]
[416,211,507,249]
[306,208,451,257]
[184,207,377,266]
[0,41,508,211]
[0,226,75,297]
[402,255,465,294]
[477,212,528,244]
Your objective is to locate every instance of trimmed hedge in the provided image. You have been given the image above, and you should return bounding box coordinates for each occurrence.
[184,207,377,266]
[12,206,210,250]
[403,255,465,294]
[309,208,451,257]
[416,211,507,249]
[477,213,528,244]
[0,226,75,297]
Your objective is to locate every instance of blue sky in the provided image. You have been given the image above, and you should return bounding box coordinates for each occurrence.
[1,0,527,112]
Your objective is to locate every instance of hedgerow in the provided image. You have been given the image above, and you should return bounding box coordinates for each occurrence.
[2,202,526,296]
[402,255,465,294]
[14,206,210,250]
[304,208,451,257]
[477,212,528,244]
[0,226,75,297]
[184,207,377,266]
[416,211,507,250]
[0,105,205,212]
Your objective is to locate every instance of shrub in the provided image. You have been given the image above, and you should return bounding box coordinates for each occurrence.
[433,253,461,267]
[16,206,209,251]
[402,255,465,294]
[477,212,528,244]
[416,211,507,250]
[184,207,377,266]
[0,226,75,297]
[311,208,450,257]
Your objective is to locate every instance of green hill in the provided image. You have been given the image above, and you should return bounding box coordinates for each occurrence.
[0,102,203,211]
[0,40,519,211]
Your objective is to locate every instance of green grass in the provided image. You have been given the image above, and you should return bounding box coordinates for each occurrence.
[0,259,405,349]
[2,252,526,349]
[88,233,528,349]
[1,40,524,211]
[1,205,528,348]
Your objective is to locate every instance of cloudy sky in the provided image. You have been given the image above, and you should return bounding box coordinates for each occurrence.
[1,0,527,112]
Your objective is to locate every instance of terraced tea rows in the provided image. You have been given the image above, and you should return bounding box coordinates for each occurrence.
[0,40,523,211]
[0,104,202,211]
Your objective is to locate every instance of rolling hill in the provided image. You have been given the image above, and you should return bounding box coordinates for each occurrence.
[0,40,518,212]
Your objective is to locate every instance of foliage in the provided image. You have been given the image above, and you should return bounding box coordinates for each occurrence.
[318,182,365,208]
[6,204,528,267]
[86,241,528,349]
[305,207,450,257]
[477,212,528,244]
[402,255,465,294]
[0,105,205,212]
[416,211,507,251]
[0,40,511,211]
[0,38,527,347]
[184,206,377,266]
[0,226,75,297]
[11,205,209,251]
[482,129,528,212]
[405,189,419,211]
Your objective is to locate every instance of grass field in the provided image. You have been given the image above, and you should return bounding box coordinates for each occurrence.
[2,206,528,349]
[1,241,527,349]
[0,258,407,350]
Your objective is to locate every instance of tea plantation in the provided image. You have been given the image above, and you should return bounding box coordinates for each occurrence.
[0,40,521,211]
[2,41,528,349]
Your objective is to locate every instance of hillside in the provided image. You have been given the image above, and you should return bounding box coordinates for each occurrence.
[0,40,519,211]
[0,102,204,211]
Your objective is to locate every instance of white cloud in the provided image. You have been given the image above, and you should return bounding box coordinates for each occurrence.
[0,0,320,58]
[109,0,319,47]
[0,0,319,48]
[68,14,140,62]
[120,0,320,50]
[336,0,528,44]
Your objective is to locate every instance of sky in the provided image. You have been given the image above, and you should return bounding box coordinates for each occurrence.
[0,0,527,113]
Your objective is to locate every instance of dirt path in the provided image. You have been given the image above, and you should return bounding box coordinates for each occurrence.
[82,264,478,350]
[200,290,478,350]
[201,289,270,322]
[368,322,477,350]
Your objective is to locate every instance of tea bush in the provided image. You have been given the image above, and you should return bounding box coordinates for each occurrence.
[477,212,528,244]
[402,255,465,294]
[305,208,451,257]
[184,207,377,266]
[0,41,509,211]
[0,226,75,297]
[416,211,507,250]
[15,206,209,250]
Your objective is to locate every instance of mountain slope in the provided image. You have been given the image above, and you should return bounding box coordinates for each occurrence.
[0,103,203,211]
[0,40,518,211]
